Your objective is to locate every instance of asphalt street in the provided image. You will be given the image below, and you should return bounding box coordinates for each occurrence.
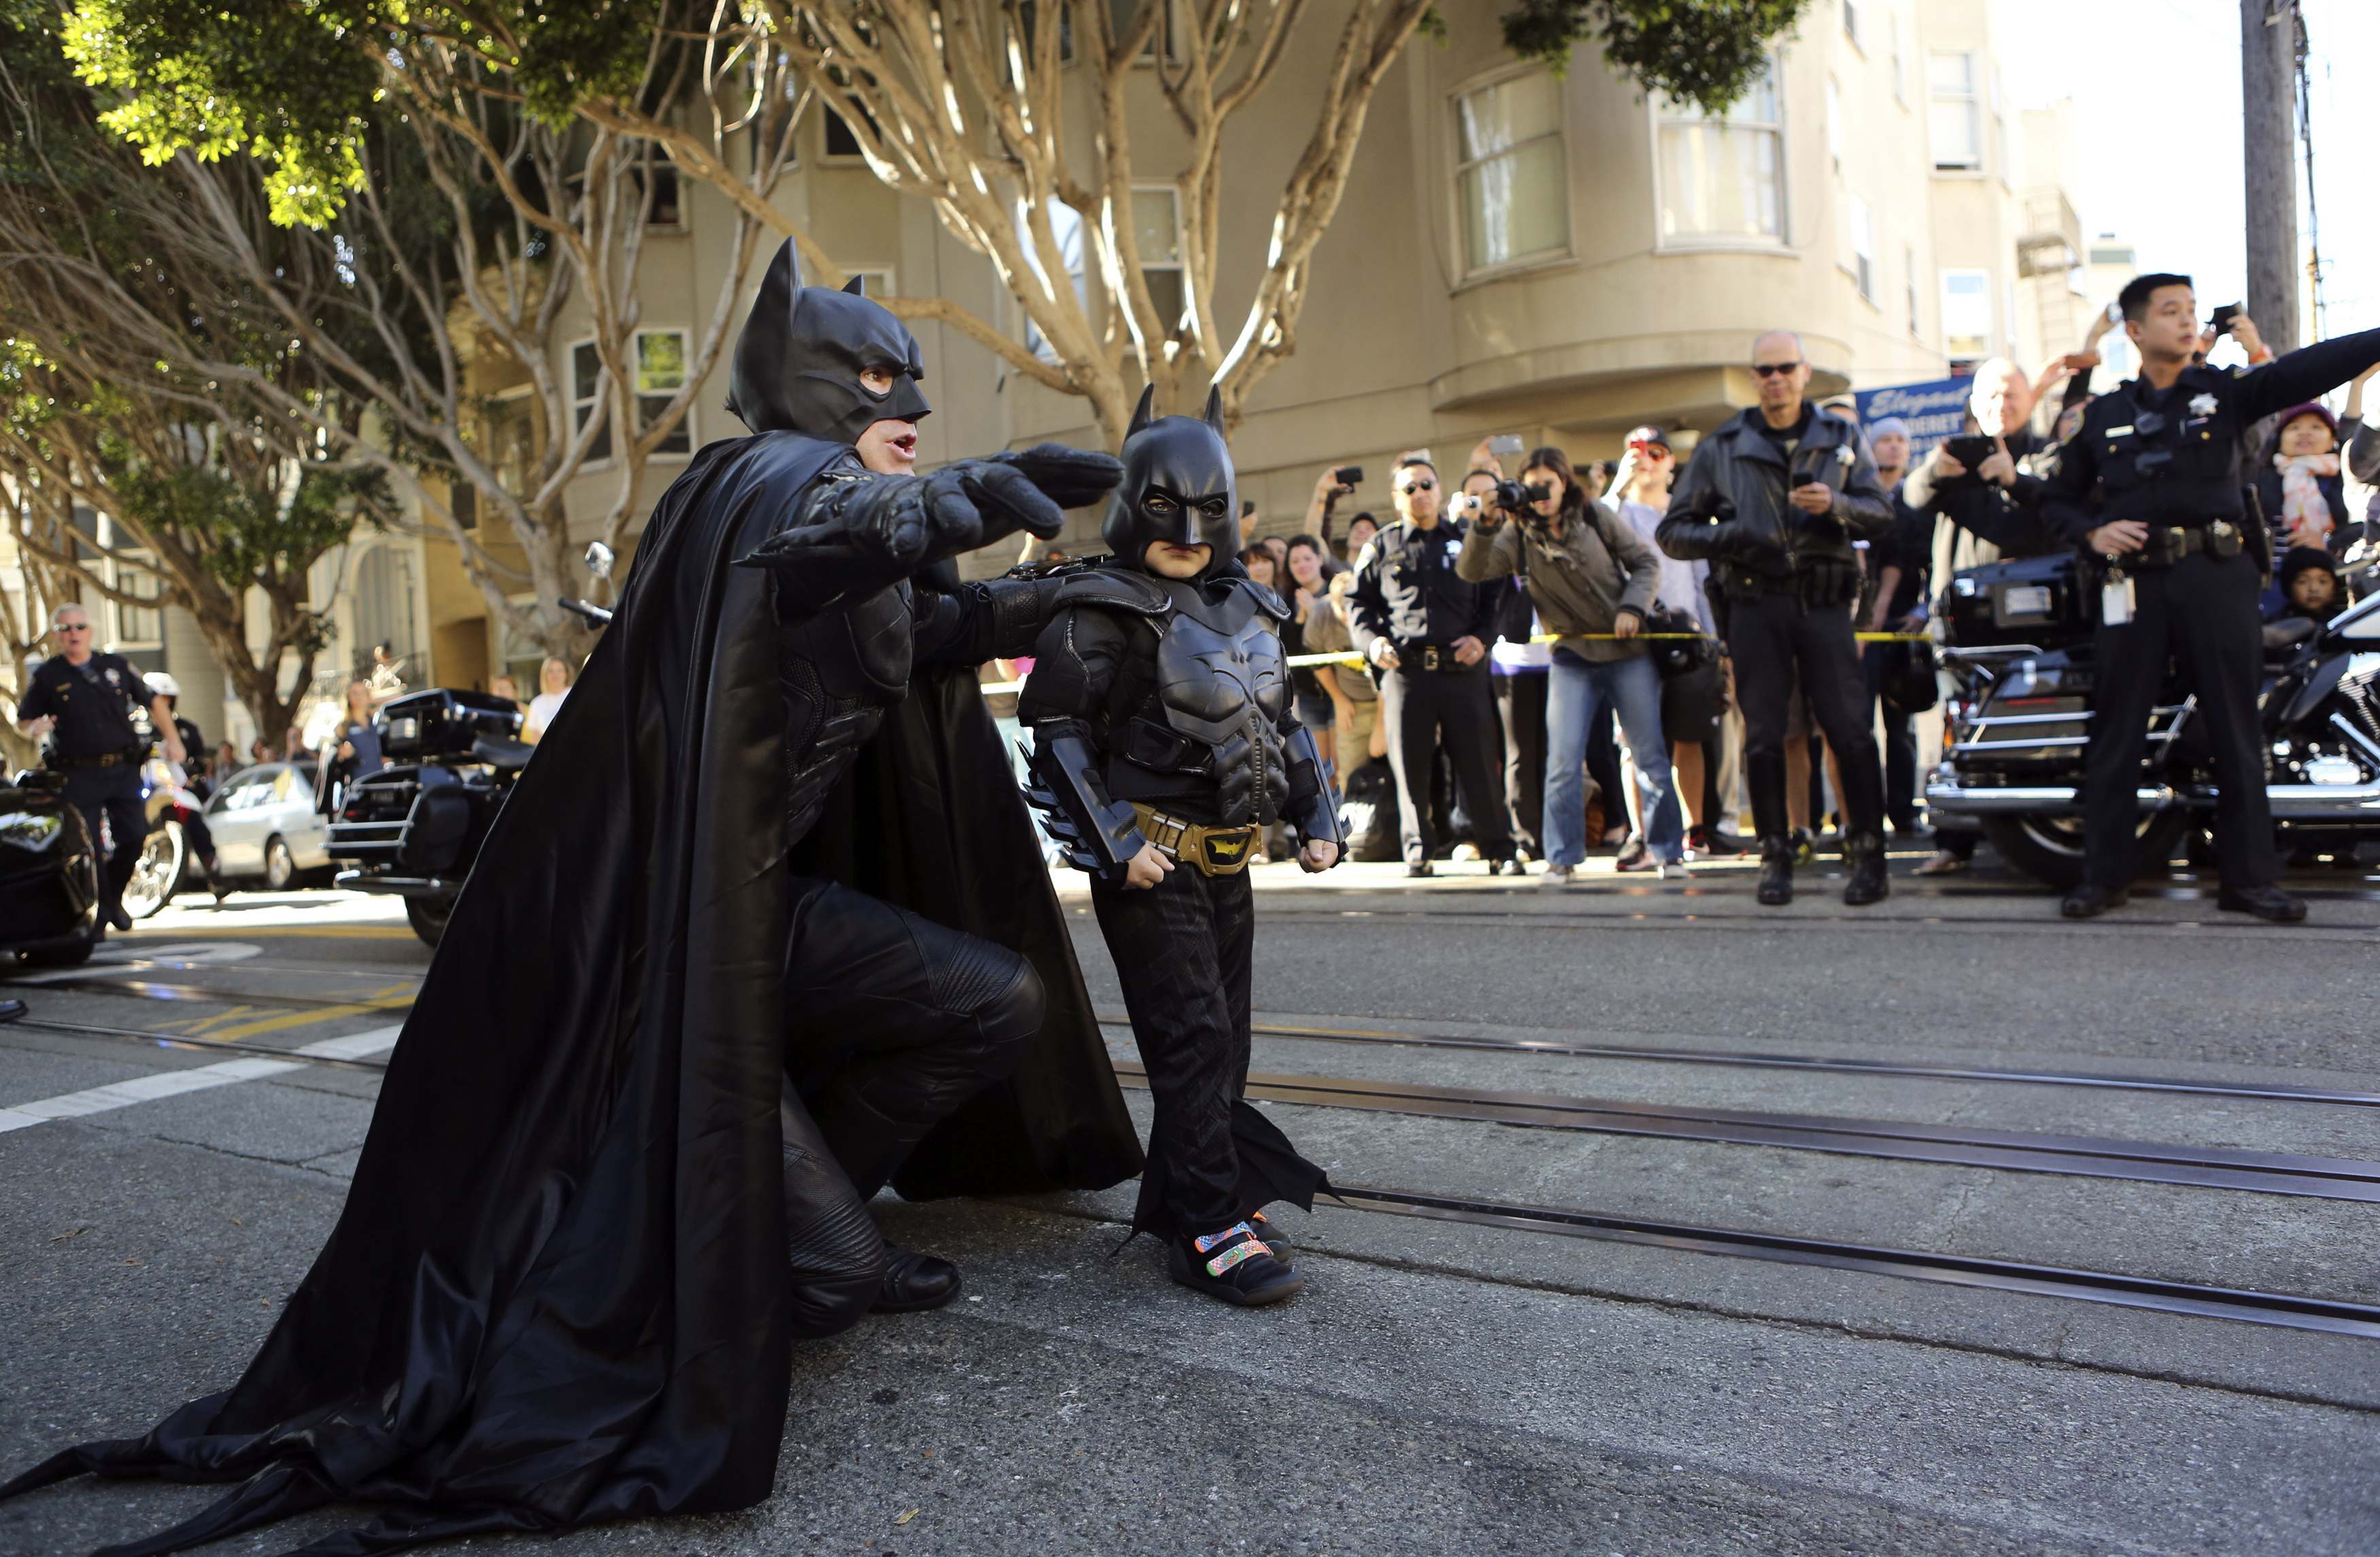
[3,844,2378,1556]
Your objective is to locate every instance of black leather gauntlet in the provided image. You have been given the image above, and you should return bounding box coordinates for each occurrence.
[1282,723,1344,861]
[1023,719,1147,883]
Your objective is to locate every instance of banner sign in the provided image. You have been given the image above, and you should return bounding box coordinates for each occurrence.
[1854,377,1973,457]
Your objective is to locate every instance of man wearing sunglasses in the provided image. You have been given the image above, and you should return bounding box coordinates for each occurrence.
[1348,453,1515,876]
[2042,272,2380,923]
[1656,330,1894,908]
[13,603,185,931]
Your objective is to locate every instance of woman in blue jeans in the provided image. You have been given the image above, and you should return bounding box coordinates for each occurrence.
[1457,445,1682,884]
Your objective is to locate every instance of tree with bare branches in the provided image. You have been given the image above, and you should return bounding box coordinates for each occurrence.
[56,0,1812,449]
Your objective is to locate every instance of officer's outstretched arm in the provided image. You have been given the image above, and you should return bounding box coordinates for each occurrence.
[2236,326,2380,423]
[1016,607,1148,883]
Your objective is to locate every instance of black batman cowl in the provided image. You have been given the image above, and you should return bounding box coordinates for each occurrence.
[1099,386,1243,578]
[726,239,931,444]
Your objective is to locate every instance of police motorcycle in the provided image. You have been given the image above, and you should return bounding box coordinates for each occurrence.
[116,674,222,919]
[0,764,103,968]
[328,545,613,947]
[1924,547,2380,887]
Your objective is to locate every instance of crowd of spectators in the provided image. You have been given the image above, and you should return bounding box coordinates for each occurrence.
[976,305,2380,884]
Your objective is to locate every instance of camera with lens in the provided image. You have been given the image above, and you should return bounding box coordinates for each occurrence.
[1492,477,1552,517]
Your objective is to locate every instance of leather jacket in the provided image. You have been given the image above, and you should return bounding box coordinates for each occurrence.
[1656,406,1893,593]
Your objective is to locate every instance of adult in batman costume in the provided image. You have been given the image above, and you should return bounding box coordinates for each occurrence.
[0,239,1137,1556]
[1019,388,1345,1307]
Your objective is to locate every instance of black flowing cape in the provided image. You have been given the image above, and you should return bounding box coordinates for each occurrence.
[790,660,1143,1199]
[6,432,842,1556]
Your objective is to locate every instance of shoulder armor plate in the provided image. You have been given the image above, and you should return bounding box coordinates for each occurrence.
[1238,579,1292,623]
[1054,567,1172,616]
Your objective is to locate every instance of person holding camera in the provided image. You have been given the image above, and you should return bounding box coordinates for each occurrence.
[1348,454,1514,876]
[1459,445,1678,884]
[2043,273,2380,922]
[1656,330,1894,908]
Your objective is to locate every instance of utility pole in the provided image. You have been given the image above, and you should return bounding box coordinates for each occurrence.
[2241,0,2300,353]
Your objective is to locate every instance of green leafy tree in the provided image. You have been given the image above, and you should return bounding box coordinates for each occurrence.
[49,0,1814,446]
[41,0,787,660]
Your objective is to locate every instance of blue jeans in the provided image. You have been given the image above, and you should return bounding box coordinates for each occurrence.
[1543,651,1680,867]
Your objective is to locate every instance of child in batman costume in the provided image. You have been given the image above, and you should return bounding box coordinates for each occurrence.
[1019,388,1346,1307]
[0,238,1138,1556]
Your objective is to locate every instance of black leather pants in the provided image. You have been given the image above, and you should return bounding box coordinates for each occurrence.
[778,874,1043,1337]
[1725,592,1885,838]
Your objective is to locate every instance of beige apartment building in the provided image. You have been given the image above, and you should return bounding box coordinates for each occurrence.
[10,0,2092,721]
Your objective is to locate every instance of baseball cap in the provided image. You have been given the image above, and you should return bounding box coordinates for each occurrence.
[1625,425,1671,452]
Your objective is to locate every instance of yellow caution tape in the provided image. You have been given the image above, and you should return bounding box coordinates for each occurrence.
[978,630,1930,695]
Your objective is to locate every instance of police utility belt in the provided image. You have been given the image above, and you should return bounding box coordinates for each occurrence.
[1130,803,1256,876]
[2127,518,2246,568]
[1394,643,1469,672]
[47,744,147,771]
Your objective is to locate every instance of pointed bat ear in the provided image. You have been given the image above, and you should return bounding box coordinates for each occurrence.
[1127,384,1157,437]
[770,237,804,294]
[842,273,866,296]
[1202,385,1225,433]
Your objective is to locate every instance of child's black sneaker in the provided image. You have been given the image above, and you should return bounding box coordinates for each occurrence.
[1168,1221,1304,1307]
[1249,1210,1293,1267]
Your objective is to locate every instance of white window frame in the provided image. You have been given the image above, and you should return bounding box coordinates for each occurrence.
[568,340,613,468]
[1941,267,1992,359]
[107,553,165,655]
[1905,243,1920,337]
[1825,75,1843,171]
[821,104,872,165]
[1890,12,1907,107]
[1842,0,1862,52]
[1128,182,1186,332]
[1648,52,1789,255]
[1449,63,1574,283]
[1846,195,1875,305]
[1015,196,1089,362]
[1991,66,2011,188]
[635,151,682,229]
[633,327,694,460]
[1928,51,1983,173]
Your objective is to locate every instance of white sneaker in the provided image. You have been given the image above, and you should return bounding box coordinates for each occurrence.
[1451,842,1482,861]
[1540,863,1575,888]
[1656,859,1688,880]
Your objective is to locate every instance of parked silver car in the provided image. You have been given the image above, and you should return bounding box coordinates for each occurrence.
[203,759,333,891]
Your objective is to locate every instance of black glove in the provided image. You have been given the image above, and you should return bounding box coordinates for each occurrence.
[986,443,1126,511]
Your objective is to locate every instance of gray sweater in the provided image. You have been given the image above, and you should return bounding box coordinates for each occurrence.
[1457,503,1661,663]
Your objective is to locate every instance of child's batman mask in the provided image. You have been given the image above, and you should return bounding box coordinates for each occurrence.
[1100,386,1241,577]
[726,238,931,446]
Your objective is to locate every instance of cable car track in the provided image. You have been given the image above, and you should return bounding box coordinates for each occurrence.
[1112,1065,2380,1203]
[1178,1014,2380,1109]
[12,1012,2378,1336]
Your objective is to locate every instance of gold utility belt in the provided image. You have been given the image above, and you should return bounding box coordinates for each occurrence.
[1129,803,1256,877]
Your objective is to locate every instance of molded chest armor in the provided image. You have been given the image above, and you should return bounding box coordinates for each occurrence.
[1145,579,1290,826]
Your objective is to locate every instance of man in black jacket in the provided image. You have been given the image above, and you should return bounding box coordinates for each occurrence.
[1658,330,1894,906]
[2043,272,2380,922]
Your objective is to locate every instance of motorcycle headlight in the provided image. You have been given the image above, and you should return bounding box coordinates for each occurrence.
[0,812,63,854]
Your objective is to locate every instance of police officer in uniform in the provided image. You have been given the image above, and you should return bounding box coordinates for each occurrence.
[2043,272,2380,921]
[1656,330,1894,908]
[1348,455,1515,876]
[12,602,185,930]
